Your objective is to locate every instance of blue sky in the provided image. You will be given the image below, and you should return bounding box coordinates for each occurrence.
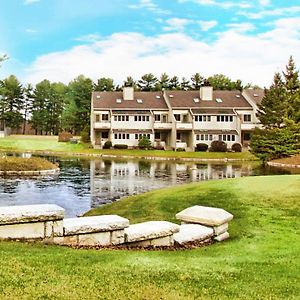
[1,0,300,86]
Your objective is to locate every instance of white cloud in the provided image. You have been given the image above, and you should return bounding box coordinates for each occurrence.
[239,6,300,19]
[24,19,300,87]
[226,22,255,33]
[24,0,40,5]
[163,18,191,32]
[129,0,169,14]
[258,0,271,6]
[75,34,102,43]
[178,0,251,9]
[198,20,217,31]
[25,28,37,34]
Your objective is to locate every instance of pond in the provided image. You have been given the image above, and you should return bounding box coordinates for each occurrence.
[0,155,297,217]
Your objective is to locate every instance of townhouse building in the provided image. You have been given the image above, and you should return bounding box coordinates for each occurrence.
[91,86,263,150]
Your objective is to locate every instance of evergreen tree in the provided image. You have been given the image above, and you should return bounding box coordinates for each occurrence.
[123,76,136,88]
[157,73,170,90]
[62,75,93,134]
[0,75,24,129]
[138,73,158,91]
[31,80,51,134]
[169,76,180,90]
[93,77,115,91]
[257,73,287,128]
[282,56,300,122]
[191,73,204,90]
[22,84,34,134]
[180,77,190,90]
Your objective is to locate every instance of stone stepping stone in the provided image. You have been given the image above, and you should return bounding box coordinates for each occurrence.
[0,204,65,225]
[125,221,179,244]
[214,232,230,242]
[176,205,233,226]
[63,215,129,235]
[174,224,214,245]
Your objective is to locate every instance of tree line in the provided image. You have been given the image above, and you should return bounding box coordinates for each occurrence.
[0,67,252,135]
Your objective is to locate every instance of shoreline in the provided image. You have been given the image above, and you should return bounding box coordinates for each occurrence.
[0,149,258,163]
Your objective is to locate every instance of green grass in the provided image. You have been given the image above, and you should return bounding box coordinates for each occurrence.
[0,135,257,161]
[1,175,300,299]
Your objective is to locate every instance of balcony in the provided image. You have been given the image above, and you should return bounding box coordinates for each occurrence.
[153,122,172,130]
[176,122,193,130]
[240,123,261,131]
[94,122,111,130]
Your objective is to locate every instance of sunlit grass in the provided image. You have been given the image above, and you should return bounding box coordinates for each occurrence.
[0,175,298,299]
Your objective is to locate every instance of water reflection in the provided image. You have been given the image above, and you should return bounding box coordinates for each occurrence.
[0,156,297,217]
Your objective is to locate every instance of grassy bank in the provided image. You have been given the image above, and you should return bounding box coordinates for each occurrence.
[0,156,57,171]
[0,135,257,161]
[1,175,299,299]
[272,154,300,166]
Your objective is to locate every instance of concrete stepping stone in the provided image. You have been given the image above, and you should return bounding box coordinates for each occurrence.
[174,224,214,245]
[63,215,129,235]
[125,221,180,246]
[214,232,230,242]
[0,204,65,225]
[176,205,233,226]
[0,204,65,240]
[54,215,130,246]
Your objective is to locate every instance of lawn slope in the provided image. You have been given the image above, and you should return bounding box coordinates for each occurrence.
[1,175,299,299]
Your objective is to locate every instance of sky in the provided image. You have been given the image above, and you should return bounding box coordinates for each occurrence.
[0,0,300,87]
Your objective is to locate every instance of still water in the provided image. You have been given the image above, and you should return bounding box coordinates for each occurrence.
[0,156,296,217]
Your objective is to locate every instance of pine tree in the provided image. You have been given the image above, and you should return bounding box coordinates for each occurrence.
[257,72,287,128]
[282,56,300,122]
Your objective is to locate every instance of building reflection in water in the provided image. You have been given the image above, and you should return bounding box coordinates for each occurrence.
[90,159,251,208]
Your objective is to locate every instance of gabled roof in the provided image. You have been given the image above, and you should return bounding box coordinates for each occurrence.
[243,88,264,105]
[165,90,251,109]
[92,91,168,110]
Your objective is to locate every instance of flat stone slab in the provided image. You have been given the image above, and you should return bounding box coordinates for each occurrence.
[0,204,65,225]
[214,231,230,242]
[176,205,233,226]
[63,215,129,236]
[173,224,214,245]
[125,221,179,243]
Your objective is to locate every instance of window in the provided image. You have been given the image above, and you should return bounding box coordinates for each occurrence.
[154,114,161,122]
[95,114,100,122]
[114,115,129,122]
[135,134,139,140]
[217,115,233,122]
[196,134,200,141]
[244,114,251,122]
[154,132,161,140]
[174,114,180,121]
[176,132,181,141]
[114,133,130,140]
[195,115,211,122]
[134,115,150,122]
[218,134,236,141]
[102,132,109,139]
[102,114,109,121]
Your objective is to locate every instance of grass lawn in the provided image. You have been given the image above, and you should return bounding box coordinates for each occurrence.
[1,175,300,299]
[0,135,257,161]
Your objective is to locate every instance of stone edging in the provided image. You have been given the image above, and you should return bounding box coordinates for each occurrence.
[0,167,60,176]
[0,149,256,163]
[267,162,300,169]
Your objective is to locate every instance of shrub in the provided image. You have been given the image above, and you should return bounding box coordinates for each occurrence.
[196,143,208,152]
[103,141,112,149]
[138,136,152,149]
[176,147,186,152]
[114,144,128,149]
[250,124,300,161]
[232,143,242,152]
[58,132,73,142]
[80,126,90,143]
[209,140,227,152]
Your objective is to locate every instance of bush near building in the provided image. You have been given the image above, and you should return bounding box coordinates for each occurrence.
[231,143,242,152]
[196,143,209,152]
[209,140,227,152]
[138,136,152,149]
